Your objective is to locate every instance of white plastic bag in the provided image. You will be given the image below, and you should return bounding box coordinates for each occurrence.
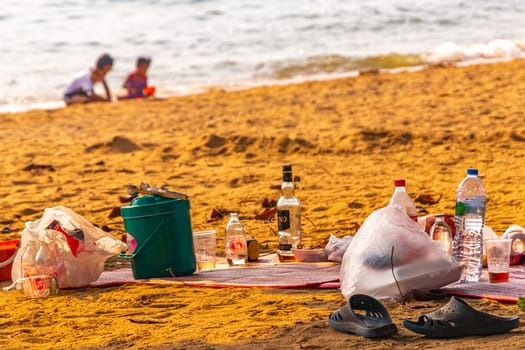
[11,206,127,288]
[340,206,462,301]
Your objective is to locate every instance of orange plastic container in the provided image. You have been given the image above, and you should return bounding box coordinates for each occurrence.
[0,240,20,281]
[143,86,156,97]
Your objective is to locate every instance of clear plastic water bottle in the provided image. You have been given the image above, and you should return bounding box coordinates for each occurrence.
[453,168,486,282]
[388,179,418,222]
[225,213,247,266]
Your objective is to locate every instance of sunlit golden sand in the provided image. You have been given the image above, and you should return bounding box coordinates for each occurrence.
[1,59,524,349]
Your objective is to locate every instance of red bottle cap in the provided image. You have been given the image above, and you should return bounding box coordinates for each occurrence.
[394,179,406,187]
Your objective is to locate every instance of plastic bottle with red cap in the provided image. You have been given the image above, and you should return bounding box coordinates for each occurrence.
[388,179,418,222]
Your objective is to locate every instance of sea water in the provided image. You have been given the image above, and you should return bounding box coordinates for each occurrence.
[1,0,524,113]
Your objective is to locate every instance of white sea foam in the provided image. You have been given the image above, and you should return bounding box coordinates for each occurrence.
[425,39,525,65]
[0,101,64,114]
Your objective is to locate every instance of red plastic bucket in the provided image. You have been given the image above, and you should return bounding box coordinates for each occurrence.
[0,240,20,281]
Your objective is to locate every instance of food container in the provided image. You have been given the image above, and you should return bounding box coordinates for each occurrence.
[291,248,328,262]
[502,230,525,265]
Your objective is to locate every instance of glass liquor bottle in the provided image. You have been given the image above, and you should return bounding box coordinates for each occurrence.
[225,213,247,266]
[430,214,453,254]
[35,240,57,277]
[21,240,39,278]
[277,164,301,262]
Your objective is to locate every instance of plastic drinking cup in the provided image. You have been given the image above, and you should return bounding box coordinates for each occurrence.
[192,230,217,271]
[485,239,512,283]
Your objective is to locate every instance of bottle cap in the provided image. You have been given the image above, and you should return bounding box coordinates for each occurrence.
[467,168,478,176]
[282,164,293,182]
[394,179,406,187]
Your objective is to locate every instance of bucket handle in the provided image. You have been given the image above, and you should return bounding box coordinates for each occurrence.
[120,217,167,259]
[0,246,18,269]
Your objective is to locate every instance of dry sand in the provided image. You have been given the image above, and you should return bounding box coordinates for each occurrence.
[1,59,525,349]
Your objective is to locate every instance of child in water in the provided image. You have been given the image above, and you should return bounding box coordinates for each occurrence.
[121,57,154,98]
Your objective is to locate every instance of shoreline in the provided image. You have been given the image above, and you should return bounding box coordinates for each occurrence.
[2,54,523,115]
[1,57,525,349]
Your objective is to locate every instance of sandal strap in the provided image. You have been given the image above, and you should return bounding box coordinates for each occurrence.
[350,294,393,323]
[330,298,366,327]
[426,296,512,325]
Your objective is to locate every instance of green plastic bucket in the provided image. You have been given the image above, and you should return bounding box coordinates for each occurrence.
[120,195,196,279]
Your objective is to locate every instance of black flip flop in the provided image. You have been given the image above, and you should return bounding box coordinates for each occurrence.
[328,294,398,339]
[403,296,520,338]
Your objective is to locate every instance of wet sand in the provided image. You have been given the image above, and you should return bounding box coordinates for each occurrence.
[1,59,525,349]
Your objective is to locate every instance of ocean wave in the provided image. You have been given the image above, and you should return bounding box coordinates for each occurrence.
[256,53,425,80]
[255,39,525,81]
[424,39,525,64]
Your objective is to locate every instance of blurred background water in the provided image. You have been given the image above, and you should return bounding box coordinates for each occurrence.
[1,0,524,112]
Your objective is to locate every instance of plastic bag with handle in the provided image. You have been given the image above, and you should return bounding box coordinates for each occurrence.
[11,206,127,288]
[340,206,462,301]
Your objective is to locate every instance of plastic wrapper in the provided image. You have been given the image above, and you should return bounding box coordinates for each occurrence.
[11,206,127,288]
[340,206,462,301]
[325,234,353,262]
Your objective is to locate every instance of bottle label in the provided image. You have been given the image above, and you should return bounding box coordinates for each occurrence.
[21,275,56,298]
[455,201,465,216]
[457,198,486,216]
[277,210,291,231]
[228,237,246,254]
[32,276,49,294]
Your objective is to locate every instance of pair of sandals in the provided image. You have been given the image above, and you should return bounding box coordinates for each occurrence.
[328,294,520,339]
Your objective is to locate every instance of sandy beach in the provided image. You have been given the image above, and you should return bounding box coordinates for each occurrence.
[1,59,525,349]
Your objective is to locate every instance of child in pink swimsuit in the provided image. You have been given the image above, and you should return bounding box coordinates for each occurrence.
[121,57,152,98]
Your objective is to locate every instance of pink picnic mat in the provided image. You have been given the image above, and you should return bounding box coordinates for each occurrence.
[439,267,525,303]
[90,258,525,302]
[316,268,525,302]
[90,261,341,289]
